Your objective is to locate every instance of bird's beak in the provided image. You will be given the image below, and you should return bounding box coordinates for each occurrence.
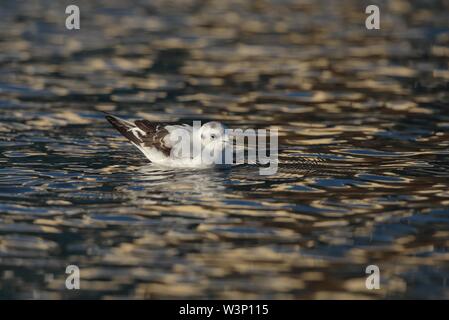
[222,135,231,144]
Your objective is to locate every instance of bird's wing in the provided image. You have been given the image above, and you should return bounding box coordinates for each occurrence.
[106,115,174,157]
[134,120,174,156]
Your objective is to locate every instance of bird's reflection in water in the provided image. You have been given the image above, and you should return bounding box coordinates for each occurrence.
[116,164,230,205]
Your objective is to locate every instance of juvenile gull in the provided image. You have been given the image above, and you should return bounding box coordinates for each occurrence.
[105,114,230,168]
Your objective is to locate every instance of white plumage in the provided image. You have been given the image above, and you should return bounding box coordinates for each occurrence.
[106,114,230,168]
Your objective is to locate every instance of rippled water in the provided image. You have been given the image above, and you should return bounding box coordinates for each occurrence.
[1,0,449,299]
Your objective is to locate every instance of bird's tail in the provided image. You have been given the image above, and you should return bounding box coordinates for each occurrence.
[105,114,142,145]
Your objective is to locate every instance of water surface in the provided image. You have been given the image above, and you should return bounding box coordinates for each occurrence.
[1,0,449,299]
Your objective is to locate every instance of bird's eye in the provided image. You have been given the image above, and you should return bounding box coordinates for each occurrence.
[210,134,216,140]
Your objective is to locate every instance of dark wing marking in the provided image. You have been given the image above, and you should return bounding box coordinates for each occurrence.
[134,120,172,156]
[105,115,141,145]
[106,115,172,157]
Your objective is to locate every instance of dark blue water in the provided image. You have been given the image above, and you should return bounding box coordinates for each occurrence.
[1,0,449,299]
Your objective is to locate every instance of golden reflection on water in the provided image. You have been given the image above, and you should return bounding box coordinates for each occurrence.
[0,0,449,299]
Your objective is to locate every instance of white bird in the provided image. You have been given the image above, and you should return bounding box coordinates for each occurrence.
[105,114,230,168]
